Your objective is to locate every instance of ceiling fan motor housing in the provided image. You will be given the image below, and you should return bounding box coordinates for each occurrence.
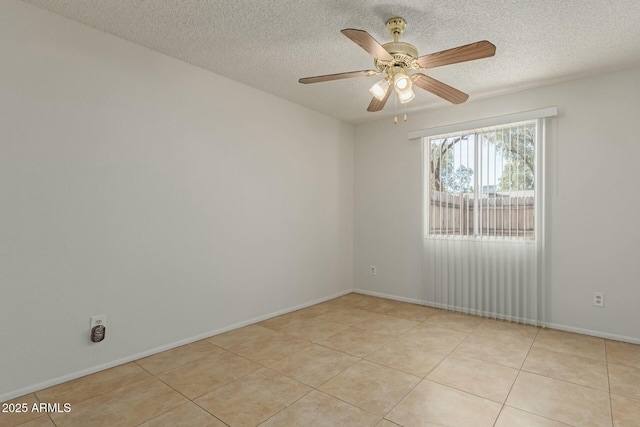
[375,17,419,74]
[375,41,419,75]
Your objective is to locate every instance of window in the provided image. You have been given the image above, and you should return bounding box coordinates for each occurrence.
[425,120,537,239]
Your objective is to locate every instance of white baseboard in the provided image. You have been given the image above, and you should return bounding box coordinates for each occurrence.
[1,289,352,403]
[543,323,640,345]
[354,287,640,344]
[353,288,424,305]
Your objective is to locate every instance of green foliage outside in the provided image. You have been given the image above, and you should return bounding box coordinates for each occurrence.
[430,123,535,194]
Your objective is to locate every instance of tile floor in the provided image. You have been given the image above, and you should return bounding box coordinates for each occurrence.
[2,293,640,426]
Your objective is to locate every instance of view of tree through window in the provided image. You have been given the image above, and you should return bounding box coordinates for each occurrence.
[426,121,536,239]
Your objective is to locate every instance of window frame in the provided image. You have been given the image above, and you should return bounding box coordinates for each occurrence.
[423,119,543,242]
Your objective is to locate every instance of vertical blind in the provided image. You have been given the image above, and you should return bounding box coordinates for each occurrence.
[422,118,546,325]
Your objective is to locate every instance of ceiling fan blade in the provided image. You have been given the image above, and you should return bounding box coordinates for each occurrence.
[367,85,393,112]
[299,70,378,84]
[341,29,394,61]
[413,73,469,104]
[417,40,496,69]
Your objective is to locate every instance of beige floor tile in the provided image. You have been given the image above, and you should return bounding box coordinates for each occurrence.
[207,324,278,349]
[522,346,609,391]
[386,380,502,427]
[269,344,358,387]
[454,333,532,368]
[157,346,261,399]
[258,310,313,330]
[354,313,420,336]
[534,329,606,361]
[316,307,380,327]
[0,394,44,427]
[427,354,518,403]
[49,377,187,427]
[288,303,335,318]
[611,394,640,427]
[495,406,571,427]
[138,402,226,427]
[313,298,350,310]
[356,297,408,314]
[474,318,539,341]
[376,420,402,427]
[328,293,377,308]
[20,417,56,427]
[319,360,420,417]
[400,323,468,352]
[316,326,392,358]
[607,340,640,369]
[425,311,484,333]
[136,340,220,375]
[227,331,311,365]
[34,362,152,406]
[506,371,611,427]
[265,317,349,342]
[259,390,380,426]
[10,416,55,427]
[383,303,440,322]
[194,368,311,426]
[313,300,346,311]
[609,363,640,400]
[365,338,449,377]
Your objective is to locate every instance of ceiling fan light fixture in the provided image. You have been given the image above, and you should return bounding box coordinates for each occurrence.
[393,72,411,91]
[398,88,415,104]
[369,79,389,101]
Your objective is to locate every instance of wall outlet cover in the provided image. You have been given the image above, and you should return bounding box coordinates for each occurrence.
[592,292,604,308]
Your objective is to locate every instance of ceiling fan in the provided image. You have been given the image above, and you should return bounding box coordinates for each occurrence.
[299,17,496,114]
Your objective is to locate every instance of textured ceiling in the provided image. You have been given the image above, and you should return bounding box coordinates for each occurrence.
[22,0,640,124]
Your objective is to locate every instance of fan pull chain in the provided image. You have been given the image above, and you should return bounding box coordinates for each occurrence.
[392,89,409,124]
[393,89,398,124]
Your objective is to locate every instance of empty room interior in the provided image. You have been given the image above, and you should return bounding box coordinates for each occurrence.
[2,0,640,426]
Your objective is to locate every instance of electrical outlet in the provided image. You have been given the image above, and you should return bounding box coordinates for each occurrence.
[90,315,107,328]
[370,265,377,277]
[593,292,604,308]
[90,315,107,343]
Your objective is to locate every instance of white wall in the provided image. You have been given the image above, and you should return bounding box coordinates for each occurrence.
[355,66,640,343]
[0,0,353,400]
